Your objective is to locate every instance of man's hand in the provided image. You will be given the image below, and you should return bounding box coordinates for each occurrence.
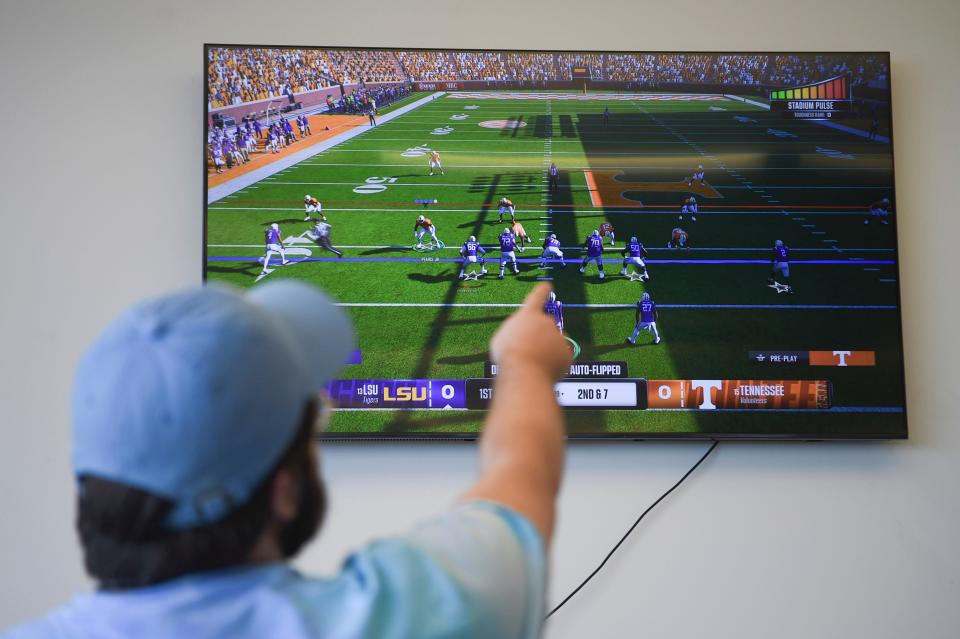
[462,283,572,542]
[490,283,571,381]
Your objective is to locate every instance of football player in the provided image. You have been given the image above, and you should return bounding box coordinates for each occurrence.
[308,218,343,258]
[544,291,564,333]
[211,144,225,174]
[511,220,531,250]
[260,222,289,273]
[428,150,444,176]
[599,221,616,246]
[303,195,325,222]
[620,236,650,280]
[497,226,520,279]
[865,197,892,225]
[668,227,690,250]
[579,229,606,279]
[413,214,440,249]
[768,239,794,293]
[540,233,566,268]
[498,198,516,224]
[686,164,705,187]
[626,292,661,345]
[458,235,487,279]
[678,196,697,222]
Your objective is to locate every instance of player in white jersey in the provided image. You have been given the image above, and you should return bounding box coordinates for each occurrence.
[303,195,324,222]
[428,150,444,176]
[260,223,289,273]
[498,198,516,224]
[414,215,440,249]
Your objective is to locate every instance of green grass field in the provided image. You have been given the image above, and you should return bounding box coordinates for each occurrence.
[206,91,906,438]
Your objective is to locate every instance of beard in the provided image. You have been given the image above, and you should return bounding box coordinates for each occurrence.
[278,464,327,558]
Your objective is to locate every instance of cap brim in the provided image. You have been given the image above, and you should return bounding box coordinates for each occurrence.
[245,280,355,389]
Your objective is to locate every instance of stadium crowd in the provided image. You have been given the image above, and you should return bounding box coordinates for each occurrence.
[209,48,890,110]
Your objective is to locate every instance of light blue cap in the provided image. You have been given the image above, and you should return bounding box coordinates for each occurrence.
[71,281,355,530]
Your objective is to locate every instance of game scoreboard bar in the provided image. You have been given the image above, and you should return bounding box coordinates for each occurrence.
[328,379,832,411]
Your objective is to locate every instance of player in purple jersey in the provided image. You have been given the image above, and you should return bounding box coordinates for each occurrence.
[260,223,289,274]
[865,197,892,225]
[579,229,605,279]
[302,114,312,136]
[626,292,661,345]
[211,144,225,174]
[253,118,262,138]
[497,227,520,279]
[620,236,650,280]
[543,291,564,332]
[767,239,794,293]
[540,233,566,268]
[458,235,487,279]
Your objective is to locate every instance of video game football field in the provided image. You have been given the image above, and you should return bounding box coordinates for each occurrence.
[206,90,905,438]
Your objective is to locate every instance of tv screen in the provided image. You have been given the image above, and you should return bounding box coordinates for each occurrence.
[204,45,906,440]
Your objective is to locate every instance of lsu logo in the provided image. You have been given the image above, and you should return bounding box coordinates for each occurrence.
[384,386,427,402]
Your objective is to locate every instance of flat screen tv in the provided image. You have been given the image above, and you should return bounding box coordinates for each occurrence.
[204,45,906,440]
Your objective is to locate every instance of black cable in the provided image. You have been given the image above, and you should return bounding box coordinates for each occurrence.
[545,440,719,620]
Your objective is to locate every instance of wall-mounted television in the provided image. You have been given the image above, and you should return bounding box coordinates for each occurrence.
[204,45,906,440]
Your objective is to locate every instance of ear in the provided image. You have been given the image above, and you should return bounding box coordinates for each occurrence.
[270,467,301,523]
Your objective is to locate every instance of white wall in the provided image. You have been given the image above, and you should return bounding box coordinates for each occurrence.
[1,0,958,636]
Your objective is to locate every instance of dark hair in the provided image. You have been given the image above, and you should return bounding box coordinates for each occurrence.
[77,401,324,590]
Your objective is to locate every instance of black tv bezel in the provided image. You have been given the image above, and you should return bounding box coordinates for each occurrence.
[202,44,907,442]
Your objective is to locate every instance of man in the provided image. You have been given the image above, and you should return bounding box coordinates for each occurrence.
[498,226,520,279]
[548,162,559,193]
[686,164,705,187]
[498,197,516,224]
[768,239,794,293]
[511,220,531,250]
[5,281,571,638]
[309,218,343,258]
[303,194,324,223]
[261,222,289,274]
[579,229,605,279]
[414,214,440,249]
[540,233,566,268]
[599,221,615,247]
[428,150,444,176]
[668,227,690,250]
[620,235,650,280]
[459,234,487,279]
[626,292,662,345]
[602,107,610,127]
[367,107,377,127]
[544,290,564,332]
[865,197,892,225]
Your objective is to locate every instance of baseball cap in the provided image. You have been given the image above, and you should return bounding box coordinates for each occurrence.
[72,280,355,530]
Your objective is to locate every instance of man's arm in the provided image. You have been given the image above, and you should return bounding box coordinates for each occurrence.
[461,284,571,543]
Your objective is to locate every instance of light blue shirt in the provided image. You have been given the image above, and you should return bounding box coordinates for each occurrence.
[4,502,545,639]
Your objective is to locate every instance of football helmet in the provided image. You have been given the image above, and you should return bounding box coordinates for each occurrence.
[630,236,638,243]
[418,215,425,222]
[641,292,651,302]
[775,239,784,248]
[547,291,557,303]
[468,235,476,242]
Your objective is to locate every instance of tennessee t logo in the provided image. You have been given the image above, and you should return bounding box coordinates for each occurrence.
[584,170,722,208]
